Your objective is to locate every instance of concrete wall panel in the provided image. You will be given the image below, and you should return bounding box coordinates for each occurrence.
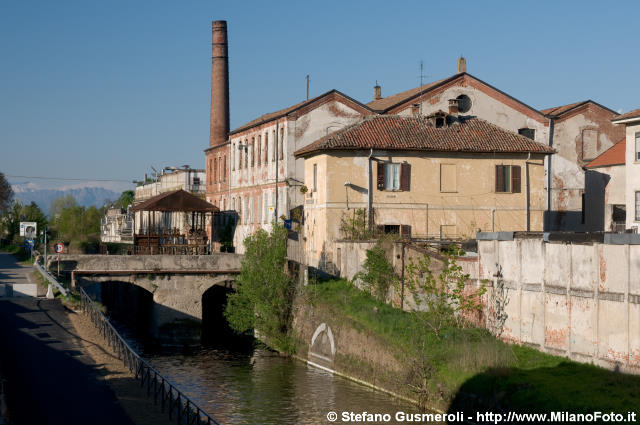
[545,293,569,351]
[599,244,627,293]
[570,244,596,291]
[520,290,544,346]
[570,297,595,357]
[598,299,628,364]
[545,243,571,287]
[521,238,544,284]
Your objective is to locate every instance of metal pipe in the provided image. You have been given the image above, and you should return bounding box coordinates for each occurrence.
[368,148,374,230]
[275,121,279,222]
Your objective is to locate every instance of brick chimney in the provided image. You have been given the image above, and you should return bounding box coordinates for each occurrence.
[210,20,229,147]
[457,56,466,74]
[448,98,460,115]
[373,83,382,100]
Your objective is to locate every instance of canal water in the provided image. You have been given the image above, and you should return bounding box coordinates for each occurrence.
[89,282,425,424]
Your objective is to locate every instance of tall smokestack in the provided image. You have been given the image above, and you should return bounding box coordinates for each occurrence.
[210,20,229,147]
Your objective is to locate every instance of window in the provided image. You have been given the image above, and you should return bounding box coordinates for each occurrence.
[377,161,410,191]
[263,194,268,223]
[251,137,255,167]
[440,164,457,192]
[636,192,640,221]
[313,164,317,192]
[272,130,276,162]
[257,136,262,166]
[214,158,218,183]
[518,128,535,140]
[456,94,472,113]
[223,155,227,182]
[209,159,213,184]
[238,145,242,169]
[385,163,400,190]
[636,133,640,161]
[232,144,235,170]
[495,165,521,193]
[244,139,248,168]
[193,177,200,186]
[264,133,268,164]
[257,195,261,224]
[279,128,284,160]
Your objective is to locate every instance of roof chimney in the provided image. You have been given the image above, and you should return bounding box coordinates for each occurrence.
[448,98,460,115]
[210,20,229,147]
[457,56,466,74]
[373,83,382,100]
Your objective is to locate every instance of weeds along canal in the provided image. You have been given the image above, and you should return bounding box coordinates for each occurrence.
[86,281,421,425]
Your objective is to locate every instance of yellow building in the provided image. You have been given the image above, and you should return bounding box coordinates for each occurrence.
[294,113,554,270]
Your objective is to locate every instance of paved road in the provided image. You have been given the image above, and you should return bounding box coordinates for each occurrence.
[0,252,136,425]
[0,252,33,285]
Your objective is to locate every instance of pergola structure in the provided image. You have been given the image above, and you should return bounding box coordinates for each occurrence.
[130,189,218,255]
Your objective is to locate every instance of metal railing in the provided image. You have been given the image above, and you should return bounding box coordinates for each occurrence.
[79,288,221,425]
[34,260,68,297]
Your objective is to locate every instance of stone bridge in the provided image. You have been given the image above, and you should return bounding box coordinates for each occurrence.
[48,254,243,344]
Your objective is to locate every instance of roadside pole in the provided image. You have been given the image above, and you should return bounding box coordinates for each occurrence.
[44,227,47,271]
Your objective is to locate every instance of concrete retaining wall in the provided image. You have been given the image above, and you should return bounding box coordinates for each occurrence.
[477,232,640,373]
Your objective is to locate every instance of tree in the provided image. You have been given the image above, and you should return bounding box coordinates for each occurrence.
[403,246,486,409]
[0,201,47,244]
[355,240,397,302]
[224,223,296,353]
[0,172,13,214]
[49,195,77,219]
[115,190,135,210]
[405,246,486,340]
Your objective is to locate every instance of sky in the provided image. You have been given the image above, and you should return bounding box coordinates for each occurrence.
[1,0,638,192]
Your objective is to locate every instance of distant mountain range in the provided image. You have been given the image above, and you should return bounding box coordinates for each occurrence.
[12,183,120,216]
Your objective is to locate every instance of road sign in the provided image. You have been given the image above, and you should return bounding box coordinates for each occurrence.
[20,222,37,238]
[54,243,65,254]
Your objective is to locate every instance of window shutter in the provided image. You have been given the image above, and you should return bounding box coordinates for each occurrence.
[377,161,385,190]
[495,165,504,192]
[401,225,411,239]
[511,165,521,193]
[400,162,411,191]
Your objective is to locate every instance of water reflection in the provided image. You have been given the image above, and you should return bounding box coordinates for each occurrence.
[145,347,421,425]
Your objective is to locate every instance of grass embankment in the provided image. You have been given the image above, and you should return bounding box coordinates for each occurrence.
[309,279,640,414]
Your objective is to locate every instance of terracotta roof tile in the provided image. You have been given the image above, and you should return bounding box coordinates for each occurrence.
[230,90,372,135]
[612,108,640,123]
[294,115,555,157]
[540,101,589,117]
[585,139,626,168]
[366,75,455,112]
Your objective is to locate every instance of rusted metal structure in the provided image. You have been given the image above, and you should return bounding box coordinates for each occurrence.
[130,189,218,255]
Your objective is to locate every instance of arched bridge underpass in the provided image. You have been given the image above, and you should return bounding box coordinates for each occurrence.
[48,254,242,345]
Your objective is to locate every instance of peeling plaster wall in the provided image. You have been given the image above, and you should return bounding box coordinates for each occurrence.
[213,99,364,253]
[547,105,624,231]
[478,235,640,373]
[303,151,547,270]
[403,82,549,145]
[625,122,640,229]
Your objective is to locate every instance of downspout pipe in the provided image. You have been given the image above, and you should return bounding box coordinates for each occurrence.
[368,148,374,231]
[546,118,554,231]
[526,151,531,231]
